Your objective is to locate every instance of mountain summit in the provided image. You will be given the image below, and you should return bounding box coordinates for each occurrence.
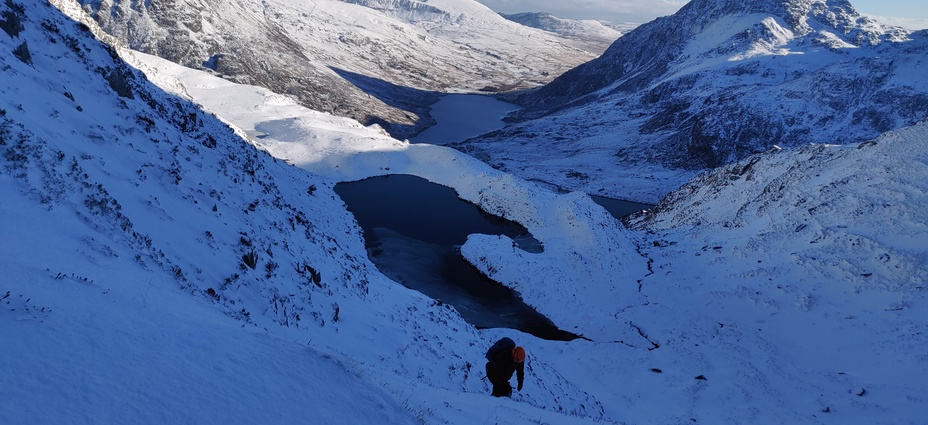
[458,0,928,202]
[518,0,898,114]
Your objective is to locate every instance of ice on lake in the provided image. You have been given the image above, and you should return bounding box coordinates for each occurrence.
[410,94,520,145]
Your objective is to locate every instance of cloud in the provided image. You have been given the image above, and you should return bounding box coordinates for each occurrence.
[864,14,928,30]
[474,0,686,23]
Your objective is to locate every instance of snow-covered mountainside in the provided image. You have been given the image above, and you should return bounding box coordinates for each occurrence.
[501,12,622,54]
[628,123,928,289]
[134,40,928,422]
[457,0,928,203]
[5,0,928,423]
[618,122,928,423]
[75,0,597,139]
[0,0,626,422]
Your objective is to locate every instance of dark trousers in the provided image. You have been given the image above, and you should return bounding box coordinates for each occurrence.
[486,362,512,397]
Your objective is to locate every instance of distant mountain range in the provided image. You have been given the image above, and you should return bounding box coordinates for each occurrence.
[500,12,624,54]
[458,0,928,201]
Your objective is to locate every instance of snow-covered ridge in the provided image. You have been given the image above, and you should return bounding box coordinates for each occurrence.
[458,0,928,203]
[519,0,906,115]
[501,12,622,54]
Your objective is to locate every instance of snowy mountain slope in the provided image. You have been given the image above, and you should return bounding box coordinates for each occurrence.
[1,1,638,423]
[129,49,650,344]
[6,0,928,423]
[628,123,928,287]
[133,44,928,423]
[469,123,928,424]
[457,0,928,203]
[75,0,598,139]
[501,12,622,54]
[618,123,928,423]
[1,257,419,424]
[0,3,418,421]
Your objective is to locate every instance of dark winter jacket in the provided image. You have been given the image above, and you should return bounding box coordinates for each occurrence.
[486,345,524,389]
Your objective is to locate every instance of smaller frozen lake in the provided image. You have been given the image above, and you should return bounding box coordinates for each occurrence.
[591,196,655,220]
[410,94,520,145]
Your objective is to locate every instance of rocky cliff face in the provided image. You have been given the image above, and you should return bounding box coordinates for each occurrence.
[457,0,928,201]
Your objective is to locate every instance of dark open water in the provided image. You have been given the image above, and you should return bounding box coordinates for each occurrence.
[335,174,650,340]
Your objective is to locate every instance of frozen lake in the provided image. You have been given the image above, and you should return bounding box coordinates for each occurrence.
[334,94,651,340]
[409,94,520,145]
[590,196,655,220]
[334,174,579,341]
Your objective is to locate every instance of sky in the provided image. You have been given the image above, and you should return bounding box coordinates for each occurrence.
[473,0,928,24]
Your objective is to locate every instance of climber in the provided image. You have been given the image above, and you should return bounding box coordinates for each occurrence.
[485,337,526,397]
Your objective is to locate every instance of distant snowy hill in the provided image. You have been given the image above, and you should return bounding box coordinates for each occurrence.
[865,14,928,31]
[501,12,622,54]
[75,0,597,139]
[458,0,928,203]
